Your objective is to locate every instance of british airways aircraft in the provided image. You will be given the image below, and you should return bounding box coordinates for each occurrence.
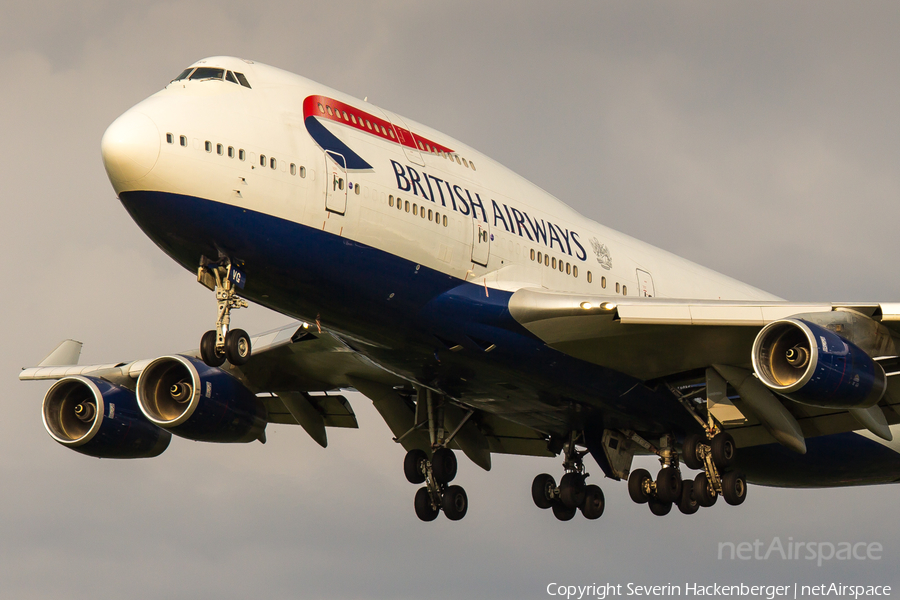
[21,56,900,522]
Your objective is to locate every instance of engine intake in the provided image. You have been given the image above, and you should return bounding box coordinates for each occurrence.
[42,376,170,458]
[752,318,886,409]
[136,355,266,443]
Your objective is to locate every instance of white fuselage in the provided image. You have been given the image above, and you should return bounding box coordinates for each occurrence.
[102,56,779,307]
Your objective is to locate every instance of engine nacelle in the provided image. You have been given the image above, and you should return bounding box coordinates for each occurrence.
[136,355,267,443]
[42,376,171,458]
[751,318,886,409]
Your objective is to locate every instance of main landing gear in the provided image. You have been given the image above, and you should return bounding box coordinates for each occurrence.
[402,388,470,522]
[197,257,252,368]
[531,432,605,521]
[625,429,746,517]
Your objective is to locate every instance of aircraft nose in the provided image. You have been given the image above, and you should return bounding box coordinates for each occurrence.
[101,110,161,188]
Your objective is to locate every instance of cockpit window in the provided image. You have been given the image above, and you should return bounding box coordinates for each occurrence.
[225,71,238,84]
[173,68,195,81]
[189,67,225,81]
[233,72,252,89]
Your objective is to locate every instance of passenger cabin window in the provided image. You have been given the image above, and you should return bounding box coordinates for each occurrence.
[270,157,276,170]
[204,141,212,152]
[228,146,235,158]
[166,133,174,144]
[299,166,306,177]
[180,135,187,146]
[189,67,225,81]
[217,144,223,155]
[260,155,266,166]
[290,163,296,175]
[239,149,246,161]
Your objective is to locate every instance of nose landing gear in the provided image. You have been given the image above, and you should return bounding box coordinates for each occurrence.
[197,257,252,367]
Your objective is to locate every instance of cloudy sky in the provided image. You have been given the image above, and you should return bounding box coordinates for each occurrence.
[2,1,900,598]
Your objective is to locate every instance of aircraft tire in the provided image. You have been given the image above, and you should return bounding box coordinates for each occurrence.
[677,480,700,515]
[559,472,586,509]
[711,432,736,469]
[628,468,652,504]
[551,500,577,521]
[693,472,717,507]
[414,487,439,522]
[224,328,252,365]
[404,449,428,484]
[200,330,225,367]
[580,485,605,520]
[648,497,672,516]
[531,473,556,509]
[682,433,704,470]
[655,467,683,503]
[721,470,748,506]
[431,448,457,483]
[442,485,468,521]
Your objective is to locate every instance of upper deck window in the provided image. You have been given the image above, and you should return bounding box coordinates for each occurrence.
[189,67,225,81]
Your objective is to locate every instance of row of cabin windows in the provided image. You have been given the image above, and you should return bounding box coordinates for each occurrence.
[530,249,578,278]
[388,195,449,227]
[527,248,628,294]
[316,101,475,171]
[165,133,308,178]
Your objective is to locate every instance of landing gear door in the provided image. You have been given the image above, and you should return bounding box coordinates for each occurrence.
[636,269,655,297]
[472,220,490,267]
[325,150,347,215]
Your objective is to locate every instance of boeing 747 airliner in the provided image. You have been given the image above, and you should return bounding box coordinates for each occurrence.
[21,57,900,522]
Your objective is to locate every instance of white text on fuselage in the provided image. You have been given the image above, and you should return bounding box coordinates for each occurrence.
[392,160,588,261]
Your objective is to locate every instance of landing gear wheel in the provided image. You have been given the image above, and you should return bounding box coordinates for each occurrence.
[559,473,586,509]
[442,485,468,520]
[200,330,225,367]
[721,470,748,506]
[693,472,717,507]
[551,500,577,521]
[682,433,704,470]
[224,328,252,365]
[648,497,672,516]
[655,467,683,503]
[677,480,700,515]
[628,468,652,504]
[711,432,736,469]
[404,449,428,484]
[414,487,439,522]
[531,473,556,509]
[431,448,457,483]
[580,485,605,520]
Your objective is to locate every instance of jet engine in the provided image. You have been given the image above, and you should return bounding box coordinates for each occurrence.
[42,376,171,458]
[751,318,887,409]
[136,355,267,443]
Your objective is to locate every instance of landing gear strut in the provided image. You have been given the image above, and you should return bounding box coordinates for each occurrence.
[402,388,469,522]
[531,431,605,521]
[197,257,252,367]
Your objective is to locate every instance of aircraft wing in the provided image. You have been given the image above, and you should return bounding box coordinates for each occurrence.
[508,288,900,450]
[21,322,551,465]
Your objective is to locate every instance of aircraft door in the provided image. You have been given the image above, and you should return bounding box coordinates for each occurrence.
[325,150,347,215]
[636,269,655,297]
[380,109,425,167]
[472,219,490,267]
